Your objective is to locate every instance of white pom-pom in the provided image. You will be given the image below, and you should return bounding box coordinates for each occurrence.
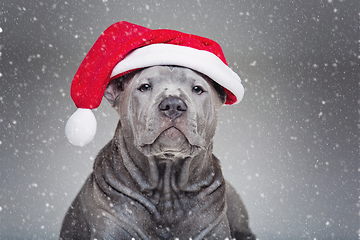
[65,108,97,146]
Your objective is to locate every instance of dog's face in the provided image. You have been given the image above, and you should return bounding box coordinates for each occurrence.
[105,66,225,159]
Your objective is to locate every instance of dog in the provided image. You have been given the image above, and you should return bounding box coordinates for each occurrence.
[60,66,255,239]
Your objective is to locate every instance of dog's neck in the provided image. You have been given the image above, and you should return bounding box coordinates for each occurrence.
[117,133,223,225]
[114,131,216,194]
[93,128,225,228]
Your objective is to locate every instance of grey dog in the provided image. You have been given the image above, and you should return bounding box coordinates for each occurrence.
[60,66,255,240]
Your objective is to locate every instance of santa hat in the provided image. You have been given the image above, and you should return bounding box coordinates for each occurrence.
[65,21,244,146]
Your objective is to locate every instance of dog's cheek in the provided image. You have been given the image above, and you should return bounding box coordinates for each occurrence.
[128,94,154,145]
[116,91,137,142]
[200,97,218,141]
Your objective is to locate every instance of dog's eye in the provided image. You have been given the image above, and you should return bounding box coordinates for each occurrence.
[193,86,204,95]
[138,84,151,92]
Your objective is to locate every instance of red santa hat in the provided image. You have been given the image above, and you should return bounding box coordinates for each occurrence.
[65,21,244,146]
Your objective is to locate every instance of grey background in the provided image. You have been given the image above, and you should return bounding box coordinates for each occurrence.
[0,0,358,239]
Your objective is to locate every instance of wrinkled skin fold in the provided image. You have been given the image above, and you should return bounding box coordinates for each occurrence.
[60,66,256,240]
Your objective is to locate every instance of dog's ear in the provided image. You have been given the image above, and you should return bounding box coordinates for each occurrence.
[104,78,123,105]
[211,80,227,104]
[104,70,140,106]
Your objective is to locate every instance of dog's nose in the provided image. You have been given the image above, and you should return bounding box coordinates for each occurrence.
[159,97,187,119]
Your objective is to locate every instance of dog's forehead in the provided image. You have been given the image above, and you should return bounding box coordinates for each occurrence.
[135,66,208,84]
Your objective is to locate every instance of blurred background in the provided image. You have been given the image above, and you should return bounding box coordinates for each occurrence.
[0,0,358,239]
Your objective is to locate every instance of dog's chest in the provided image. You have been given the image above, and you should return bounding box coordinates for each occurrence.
[145,162,194,225]
[137,161,202,237]
[114,181,199,239]
[147,188,192,221]
[145,191,195,238]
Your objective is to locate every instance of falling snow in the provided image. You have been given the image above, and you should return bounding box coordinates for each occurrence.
[0,1,358,239]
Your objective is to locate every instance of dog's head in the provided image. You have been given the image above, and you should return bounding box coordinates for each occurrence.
[104,66,226,159]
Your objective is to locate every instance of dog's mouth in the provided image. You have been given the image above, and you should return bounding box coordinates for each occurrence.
[159,126,184,140]
[145,126,188,148]
[139,126,203,158]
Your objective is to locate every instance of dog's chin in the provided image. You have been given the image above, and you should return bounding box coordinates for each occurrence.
[140,127,200,159]
[156,127,187,146]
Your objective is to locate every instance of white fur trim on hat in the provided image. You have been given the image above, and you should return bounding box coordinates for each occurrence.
[65,108,97,146]
[110,44,244,104]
